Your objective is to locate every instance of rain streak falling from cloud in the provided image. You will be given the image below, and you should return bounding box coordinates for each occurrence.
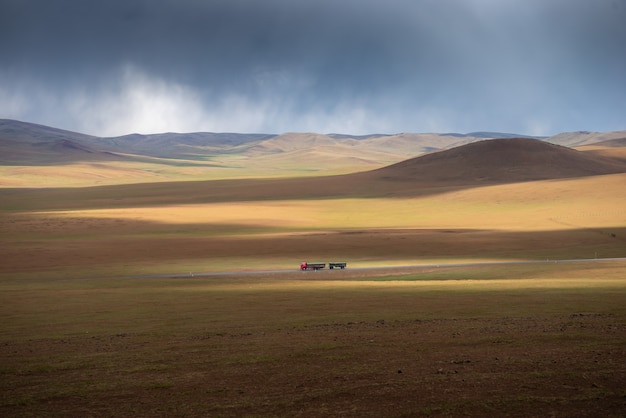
[0,0,625,136]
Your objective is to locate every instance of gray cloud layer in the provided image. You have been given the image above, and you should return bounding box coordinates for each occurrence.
[1,0,625,135]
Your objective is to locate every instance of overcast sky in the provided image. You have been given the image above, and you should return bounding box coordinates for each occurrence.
[1,0,625,136]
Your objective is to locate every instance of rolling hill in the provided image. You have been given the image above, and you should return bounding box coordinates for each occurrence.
[0,119,118,164]
[0,119,276,163]
[370,137,626,183]
[4,137,626,212]
[2,119,626,188]
[0,119,547,166]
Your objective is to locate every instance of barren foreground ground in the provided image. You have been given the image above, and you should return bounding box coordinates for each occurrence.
[1,264,626,417]
[1,165,625,416]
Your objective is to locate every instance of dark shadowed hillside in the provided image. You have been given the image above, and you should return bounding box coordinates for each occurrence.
[369,138,626,183]
[0,120,128,164]
[0,119,97,143]
[6,137,626,211]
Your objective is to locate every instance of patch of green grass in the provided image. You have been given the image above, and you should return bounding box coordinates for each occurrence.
[146,381,173,390]
[226,354,281,365]
[5,395,36,407]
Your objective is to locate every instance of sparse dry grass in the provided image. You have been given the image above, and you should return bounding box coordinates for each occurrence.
[1,158,626,416]
[1,264,625,417]
[1,173,624,279]
[0,151,382,188]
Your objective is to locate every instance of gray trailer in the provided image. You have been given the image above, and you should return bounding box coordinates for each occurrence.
[329,262,347,269]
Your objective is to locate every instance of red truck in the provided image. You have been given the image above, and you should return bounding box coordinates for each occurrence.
[300,262,347,270]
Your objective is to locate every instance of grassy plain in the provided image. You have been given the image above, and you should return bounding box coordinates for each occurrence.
[1,264,626,417]
[1,157,626,416]
[0,151,379,188]
[1,172,625,279]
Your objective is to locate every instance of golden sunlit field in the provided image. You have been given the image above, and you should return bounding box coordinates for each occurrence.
[1,148,626,416]
[2,171,625,279]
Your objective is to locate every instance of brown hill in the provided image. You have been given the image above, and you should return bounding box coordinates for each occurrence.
[368,138,626,184]
[0,120,130,164]
[9,137,626,212]
[0,136,127,164]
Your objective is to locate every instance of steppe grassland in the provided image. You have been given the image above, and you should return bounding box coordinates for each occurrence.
[1,261,625,416]
[0,162,254,188]
[2,166,626,416]
[1,173,625,279]
[2,262,626,340]
[21,171,626,226]
[0,153,374,188]
[14,173,626,232]
[0,162,168,187]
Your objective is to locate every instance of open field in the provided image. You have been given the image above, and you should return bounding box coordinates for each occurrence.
[1,264,626,417]
[1,173,625,279]
[1,134,626,416]
[1,173,625,417]
[0,156,379,188]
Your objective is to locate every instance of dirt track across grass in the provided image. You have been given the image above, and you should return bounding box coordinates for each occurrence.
[117,256,626,280]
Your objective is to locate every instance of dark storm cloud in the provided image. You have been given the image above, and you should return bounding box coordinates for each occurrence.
[1,0,625,135]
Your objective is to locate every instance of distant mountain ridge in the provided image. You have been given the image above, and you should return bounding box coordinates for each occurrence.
[1,119,625,168]
[96,132,277,158]
[0,119,97,144]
